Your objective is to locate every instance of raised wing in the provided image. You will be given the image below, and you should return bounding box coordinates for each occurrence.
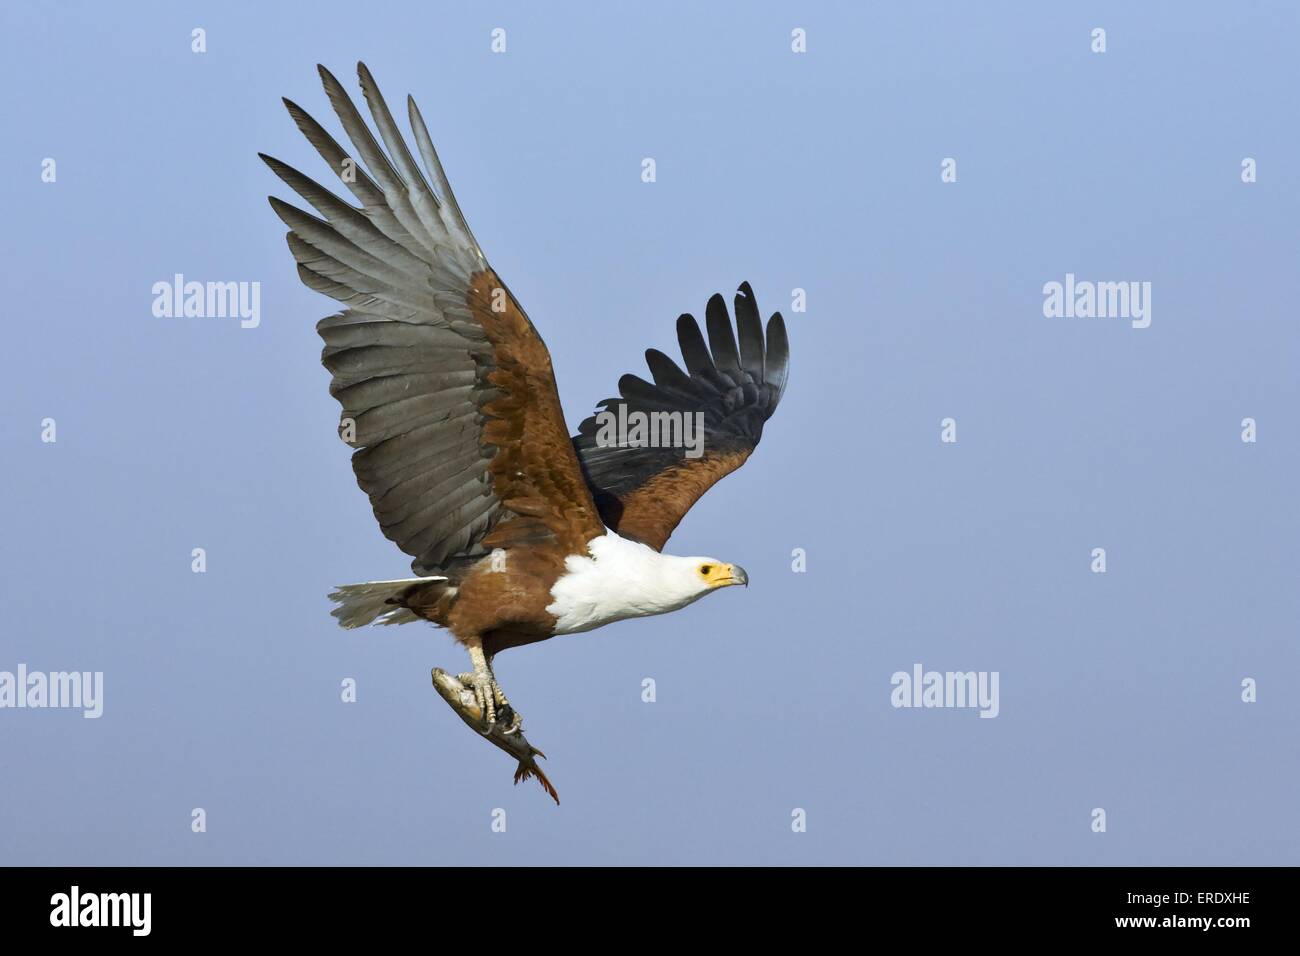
[263,62,602,574]
[572,283,789,551]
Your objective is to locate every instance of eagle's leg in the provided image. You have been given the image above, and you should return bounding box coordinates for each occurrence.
[486,654,510,710]
[459,637,507,724]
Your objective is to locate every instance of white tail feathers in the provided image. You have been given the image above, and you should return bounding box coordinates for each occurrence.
[327,577,446,629]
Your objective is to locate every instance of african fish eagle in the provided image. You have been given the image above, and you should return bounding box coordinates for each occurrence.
[262,63,789,721]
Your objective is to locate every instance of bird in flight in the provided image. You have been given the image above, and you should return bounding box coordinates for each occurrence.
[262,62,789,735]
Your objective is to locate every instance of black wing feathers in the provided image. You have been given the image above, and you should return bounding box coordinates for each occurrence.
[573,282,789,514]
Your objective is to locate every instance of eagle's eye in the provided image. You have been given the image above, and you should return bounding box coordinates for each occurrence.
[699,564,713,577]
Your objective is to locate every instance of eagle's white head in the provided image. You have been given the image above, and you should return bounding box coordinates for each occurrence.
[652,552,749,606]
[546,533,749,635]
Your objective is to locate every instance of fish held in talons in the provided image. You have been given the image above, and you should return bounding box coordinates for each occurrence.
[430,668,559,805]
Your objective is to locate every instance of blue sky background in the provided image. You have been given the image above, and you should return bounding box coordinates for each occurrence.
[2,1,1297,865]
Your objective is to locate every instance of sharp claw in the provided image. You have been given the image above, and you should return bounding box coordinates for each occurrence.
[462,656,515,728]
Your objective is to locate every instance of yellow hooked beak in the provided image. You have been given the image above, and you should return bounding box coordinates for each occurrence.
[702,563,748,588]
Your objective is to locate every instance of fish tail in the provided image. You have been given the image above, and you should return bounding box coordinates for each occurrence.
[514,759,560,805]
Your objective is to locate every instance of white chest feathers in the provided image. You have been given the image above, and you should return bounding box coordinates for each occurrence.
[545,533,711,635]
